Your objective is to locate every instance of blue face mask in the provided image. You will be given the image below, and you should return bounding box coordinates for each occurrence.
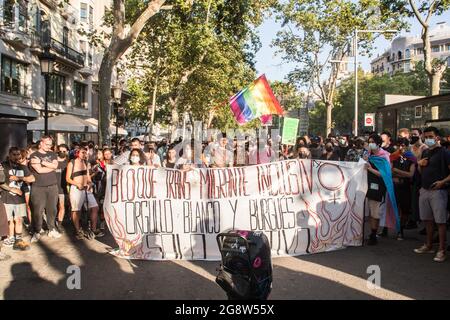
[424,138,436,147]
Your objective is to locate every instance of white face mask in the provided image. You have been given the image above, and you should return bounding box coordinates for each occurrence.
[424,138,436,147]
[131,156,140,164]
[369,143,378,151]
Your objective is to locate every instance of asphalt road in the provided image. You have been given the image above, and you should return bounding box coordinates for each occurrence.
[1,222,449,300]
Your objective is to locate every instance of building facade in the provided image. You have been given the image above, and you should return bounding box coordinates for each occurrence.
[371,22,450,77]
[0,0,113,144]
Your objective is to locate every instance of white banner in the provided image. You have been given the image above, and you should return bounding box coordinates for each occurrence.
[103,159,368,260]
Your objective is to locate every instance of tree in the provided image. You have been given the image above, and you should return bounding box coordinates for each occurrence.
[332,63,430,133]
[381,0,450,95]
[98,0,168,145]
[125,0,275,136]
[274,0,404,135]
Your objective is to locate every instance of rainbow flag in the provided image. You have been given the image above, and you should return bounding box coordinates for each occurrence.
[230,74,283,124]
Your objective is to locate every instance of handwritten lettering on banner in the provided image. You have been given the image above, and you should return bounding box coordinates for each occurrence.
[103,160,368,260]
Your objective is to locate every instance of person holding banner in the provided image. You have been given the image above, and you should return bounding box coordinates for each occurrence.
[66,147,103,240]
[129,149,148,166]
[365,134,397,246]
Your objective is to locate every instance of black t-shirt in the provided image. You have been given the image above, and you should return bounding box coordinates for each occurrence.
[393,156,414,186]
[337,146,350,161]
[366,162,387,202]
[29,151,58,187]
[1,161,31,204]
[56,159,68,194]
[420,147,450,190]
[382,144,396,154]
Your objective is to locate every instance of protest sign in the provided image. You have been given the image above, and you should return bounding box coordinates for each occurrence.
[103,160,367,260]
[282,118,299,145]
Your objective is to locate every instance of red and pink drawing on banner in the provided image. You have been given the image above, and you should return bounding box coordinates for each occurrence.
[103,160,368,260]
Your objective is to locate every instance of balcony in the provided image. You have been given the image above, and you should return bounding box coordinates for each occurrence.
[39,0,59,9]
[0,22,31,50]
[30,31,85,70]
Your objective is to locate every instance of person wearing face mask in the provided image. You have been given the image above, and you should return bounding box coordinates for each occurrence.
[345,138,369,162]
[410,128,428,160]
[320,141,339,161]
[336,136,350,161]
[391,138,417,240]
[114,138,142,165]
[297,145,311,160]
[414,127,450,262]
[365,134,397,245]
[0,147,35,251]
[129,148,147,166]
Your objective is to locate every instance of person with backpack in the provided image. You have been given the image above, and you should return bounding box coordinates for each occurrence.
[66,146,104,240]
[414,127,450,262]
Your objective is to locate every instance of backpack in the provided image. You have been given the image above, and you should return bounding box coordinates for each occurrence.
[216,230,272,300]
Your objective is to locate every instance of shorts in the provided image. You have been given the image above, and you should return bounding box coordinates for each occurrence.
[4,203,27,220]
[58,194,65,204]
[69,185,98,212]
[419,188,449,224]
[368,199,381,219]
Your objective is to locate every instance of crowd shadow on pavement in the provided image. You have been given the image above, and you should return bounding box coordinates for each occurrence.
[3,231,224,300]
[290,223,450,300]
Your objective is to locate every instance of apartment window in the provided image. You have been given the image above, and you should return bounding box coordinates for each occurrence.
[405,49,410,59]
[1,55,27,96]
[398,51,402,60]
[74,81,86,108]
[3,0,15,25]
[18,1,28,30]
[404,61,411,73]
[447,44,450,51]
[417,47,423,55]
[63,27,69,47]
[432,46,440,53]
[48,74,65,105]
[80,3,88,22]
[89,6,94,27]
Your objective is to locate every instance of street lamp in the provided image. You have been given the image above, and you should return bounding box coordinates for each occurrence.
[39,49,55,136]
[112,85,123,152]
[353,29,397,136]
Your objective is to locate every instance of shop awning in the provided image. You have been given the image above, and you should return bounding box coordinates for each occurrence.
[27,114,97,133]
[85,118,128,136]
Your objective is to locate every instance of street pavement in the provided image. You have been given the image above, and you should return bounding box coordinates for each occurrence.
[1,222,449,300]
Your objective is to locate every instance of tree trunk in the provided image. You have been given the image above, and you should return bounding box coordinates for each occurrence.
[326,101,333,136]
[98,50,115,145]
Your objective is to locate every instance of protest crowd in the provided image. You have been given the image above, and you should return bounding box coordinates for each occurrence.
[1,126,450,263]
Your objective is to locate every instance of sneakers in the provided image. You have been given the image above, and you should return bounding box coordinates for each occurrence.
[75,229,85,240]
[93,229,105,238]
[30,233,41,243]
[0,251,11,261]
[55,221,65,234]
[99,220,106,232]
[367,234,378,246]
[414,245,435,254]
[377,227,388,237]
[397,233,404,241]
[84,228,95,240]
[3,237,15,247]
[48,229,62,239]
[13,239,31,251]
[433,250,447,262]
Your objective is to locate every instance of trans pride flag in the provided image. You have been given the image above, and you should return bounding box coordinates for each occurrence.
[230,75,283,124]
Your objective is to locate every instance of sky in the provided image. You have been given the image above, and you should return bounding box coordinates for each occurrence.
[254,9,450,83]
